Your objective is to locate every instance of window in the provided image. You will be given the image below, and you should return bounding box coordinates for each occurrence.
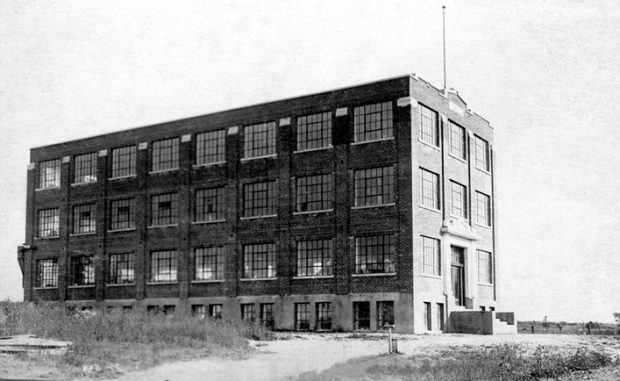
[353,102,393,142]
[450,181,468,218]
[39,159,61,189]
[421,236,440,276]
[295,174,333,212]
[296,239,333,277]
[449,122,467,160]
[109,198,135,230]
[196,130,226,165]
[150,250,177,283]
[73,152,98,184]
[195,187,225,222]
[35,259,58,288]
[108,253,135,284]
[260,303,274,329]
[72,203,96,234]
[241,303,256,322]
[437,303,445,331]
[111,145,136,178]
[424,302,432,330]
[354,166,394,207]
[297,112,332,150]
[474,135,490,171]
[242,181,276,218]
[243,122,276,159]
[420,168,440,210]
[192,304,206,319]
[152,137,179,171]
[476,191,492,226]
[316,302,332,330]
[243,243,276,279]
[377,301,394,329]
[295,303,310,331]
[163,305,175,315]
[69,256,95,286]
[355,234,395,274]
[420,104,439,147]
[478,250,493,284]
[353,302,370,330]
[209,304,223,319]
[37,208,59,238]
[150,193,178,226]
[194,247,225,281]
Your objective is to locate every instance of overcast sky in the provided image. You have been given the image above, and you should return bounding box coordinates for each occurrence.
[1,0,619,323]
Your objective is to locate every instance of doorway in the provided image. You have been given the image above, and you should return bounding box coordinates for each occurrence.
[451,246,465,306]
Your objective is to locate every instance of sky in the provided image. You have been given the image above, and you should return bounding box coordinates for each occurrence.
[1,0,619,323]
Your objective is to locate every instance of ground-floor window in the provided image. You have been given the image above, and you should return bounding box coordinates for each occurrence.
[437,303,445,331]
[210,304,223,319]
[147,305,159,314]
[69,255,95,286]
[295,303,310,330]
[260,303,274,329]
[35,258,58,288]
[377,301,394,329]
[241,303,255,322]
[316,302,332,330]
[192,304,206,319]
[424,302,432,331]
[122,306,133,312]
[353,302,370,330]
[163,305,175,315]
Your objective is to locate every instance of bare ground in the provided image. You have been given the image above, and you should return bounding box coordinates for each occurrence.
[102,333,620,381]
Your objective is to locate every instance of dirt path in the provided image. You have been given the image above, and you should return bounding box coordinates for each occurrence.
[105,333,620,381]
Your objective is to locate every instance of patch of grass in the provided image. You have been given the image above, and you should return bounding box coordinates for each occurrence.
[295,344,619,381]
[0,301,271,379]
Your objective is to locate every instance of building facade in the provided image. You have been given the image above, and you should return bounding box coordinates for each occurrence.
[18,75,502,333]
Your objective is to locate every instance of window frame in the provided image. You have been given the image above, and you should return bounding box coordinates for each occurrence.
[315,302,332,330]
[294,303,310,331]
[35,258,58,288]
[110,145,137,179]
[194,246,225,281]
[194,187,226,223]
[421,236,441,276]
[37,208,60,238]
[242,181,277,218]
[475,191,492,227]
[71,203,97,235]
[477,250,493,284]
[353,101,394,143]
[108,252,135,285]
[69,255,95,287]
[419,104,440,148]
[474,135,491,172]
[72,152,98,185]
[449,180,468,219]
[241,303,256,322]
[150,193,178,226]
[195,129,226,166]
[420,168,440,210]
[295,239,333,277]
[377,301,395,329]
[295,173,333,213]
[149,250,178,283]
[38,159,61,190]
[354,234,396,275]
[353,166,395,208]
[242,243,277,279]
[242,121,277,160]
[296,111,333,151]
[448,122,467,161]
[109,198,135,231]
[151,137,179,172]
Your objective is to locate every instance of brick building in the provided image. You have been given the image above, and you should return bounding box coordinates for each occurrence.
[18,75,509,333]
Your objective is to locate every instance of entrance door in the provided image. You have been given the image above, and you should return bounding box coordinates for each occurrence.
[451,246,465,306]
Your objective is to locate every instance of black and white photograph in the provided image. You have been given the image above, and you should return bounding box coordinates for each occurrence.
[1,1,619,380]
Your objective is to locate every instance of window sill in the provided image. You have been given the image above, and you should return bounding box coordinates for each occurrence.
[33,287,58,290]
[420,274,442,280]
[419,205,442,214]
[294,145,333,154]
[240,154,277,162]
[109,174,137,181]
[108,228,137,233]
[149,168,179,175]
[240,214,277,221]
[475,166,491,175]
[478,282,494,287]
[71,181,97,187]
[240,278,277,281]
[418,139,441,151]
[191,279,225,284]
[352,203,395,210]
[449,214,468,221]
[35,186,61,191]
[293,209,333,215]
[351,137,394,146]
[146,282,178,285]
[351,272,396,277]
[106,283,136,287]
[148,224,178,229]
[35,236,60,240]
[475,223,492,230]
[192,219,226,225]
[70,232,96,237]
[193,161,226,169]
[68,285,95,289]
[292,275,334,280]
[448,153,468,164]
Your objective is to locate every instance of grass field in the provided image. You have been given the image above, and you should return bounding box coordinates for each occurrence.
[0,301,270,379]
[518,320,618,335]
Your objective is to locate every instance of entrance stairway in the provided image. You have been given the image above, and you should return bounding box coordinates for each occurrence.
[449,311,517,334]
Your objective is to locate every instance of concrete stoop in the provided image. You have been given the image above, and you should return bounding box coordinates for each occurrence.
[448,311,517,334]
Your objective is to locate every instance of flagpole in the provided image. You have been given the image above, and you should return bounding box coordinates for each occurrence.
[442,5,447,92]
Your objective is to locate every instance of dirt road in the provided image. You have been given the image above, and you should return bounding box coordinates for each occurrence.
[105,333,620,381]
